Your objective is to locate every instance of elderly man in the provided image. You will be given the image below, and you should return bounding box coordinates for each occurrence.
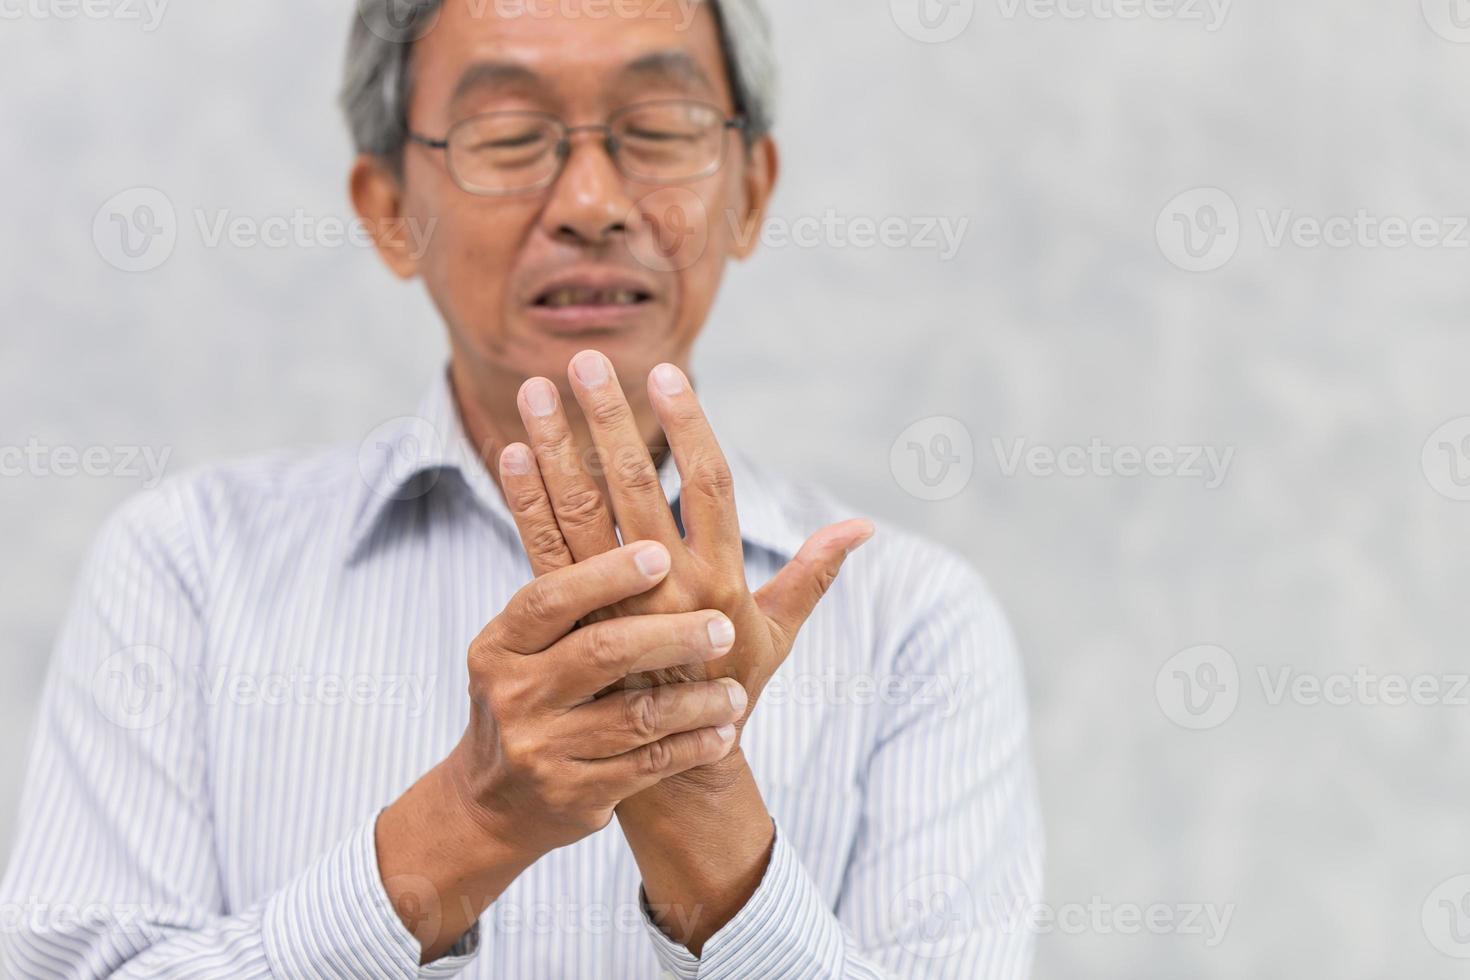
[0,1,1042,977]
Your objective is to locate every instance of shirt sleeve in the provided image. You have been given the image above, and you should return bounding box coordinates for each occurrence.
[0,485,481,979]
[639,550,1045,979]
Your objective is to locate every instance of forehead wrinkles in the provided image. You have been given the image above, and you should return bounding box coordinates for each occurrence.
[410,1,727,117]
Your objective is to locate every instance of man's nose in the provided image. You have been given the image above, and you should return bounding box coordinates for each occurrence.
[540,133,635,247]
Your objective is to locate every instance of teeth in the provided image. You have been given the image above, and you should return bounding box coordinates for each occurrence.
[541,287,643,308]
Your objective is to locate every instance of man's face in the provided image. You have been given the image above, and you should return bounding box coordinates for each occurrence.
[370,0,773,388]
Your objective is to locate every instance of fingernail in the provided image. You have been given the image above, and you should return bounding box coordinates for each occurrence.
[633,544,670,578]
[502,444,531,476]
[848,520,877,554]
[572,351,609,388]
[715,724,736,742]
[651,363,686,396]
[523,378,556,418]
[706,615,736,654]
[722,679,748,714]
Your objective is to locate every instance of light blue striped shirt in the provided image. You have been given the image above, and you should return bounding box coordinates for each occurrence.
[0,371,1043,979]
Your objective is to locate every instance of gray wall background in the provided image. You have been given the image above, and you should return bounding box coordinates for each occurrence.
[4,1,1470,976]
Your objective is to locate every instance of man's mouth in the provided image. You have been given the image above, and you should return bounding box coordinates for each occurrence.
[534,287,654,309]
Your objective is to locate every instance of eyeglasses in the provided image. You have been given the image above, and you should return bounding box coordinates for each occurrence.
[407,99,747,197]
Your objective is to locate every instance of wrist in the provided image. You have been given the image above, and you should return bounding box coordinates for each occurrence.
[658,745,753,797]
[436,745,544,873]
[375,756,538,964]
[616,751,774,955]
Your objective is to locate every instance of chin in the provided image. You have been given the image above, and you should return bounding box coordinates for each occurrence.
[508,321,678,384]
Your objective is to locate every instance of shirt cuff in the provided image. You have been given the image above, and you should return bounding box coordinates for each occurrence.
[640,820,845,980]
[262,812,481,979]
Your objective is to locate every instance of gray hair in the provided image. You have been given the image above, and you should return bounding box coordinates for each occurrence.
[341,0,774,166]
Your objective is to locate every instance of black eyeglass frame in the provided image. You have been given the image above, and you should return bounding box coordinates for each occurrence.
[406,99,748,197]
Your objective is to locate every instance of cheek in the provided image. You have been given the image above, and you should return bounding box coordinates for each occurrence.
[668,184,742,330]
[417,203,539,333]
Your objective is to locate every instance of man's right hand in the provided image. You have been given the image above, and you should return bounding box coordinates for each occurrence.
[375,541,746,963]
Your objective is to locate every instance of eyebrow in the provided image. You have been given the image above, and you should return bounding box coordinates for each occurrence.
[449,61,544,109]
[446,49,718,113]
[618,50,717,97]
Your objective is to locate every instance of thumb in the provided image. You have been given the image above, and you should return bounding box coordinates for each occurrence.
[756,519,876,642]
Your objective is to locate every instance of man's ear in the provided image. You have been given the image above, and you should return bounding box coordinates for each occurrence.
[350,153,421,279]
[729,136,779,261]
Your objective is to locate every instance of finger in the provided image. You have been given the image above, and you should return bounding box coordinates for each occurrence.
[582,724,738,796]
[567,350,682,548]
[755,519,876,644]
[492,542,673,654]
[562,678,747,759]
[646,363,742,563]
[499,443,575,577]
[517,378,622,562]
[541,609,737,703]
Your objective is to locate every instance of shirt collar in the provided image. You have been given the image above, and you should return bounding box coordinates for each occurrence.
[348,368,808,565]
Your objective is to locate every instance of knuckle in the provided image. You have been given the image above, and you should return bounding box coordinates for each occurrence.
[557,485,608,529]
[589,397,632,428]
[508,481,547,514]
[500,732,540,773]
[690,454,734,497]
[613,454,661,494]
[638,738,675,777]
[691,728,720,760]
[708,580,746,612]
[521,580,563,624]
[466,673,493,709]
[542,429,578,464]
[466,632,496,672]
[582,628,624,674]
[477,616,512,654]
[527,522,568,559]
[540,780,575,812]
[624,691,660,740]
[476,672,506,712]
[491,672,533,713]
